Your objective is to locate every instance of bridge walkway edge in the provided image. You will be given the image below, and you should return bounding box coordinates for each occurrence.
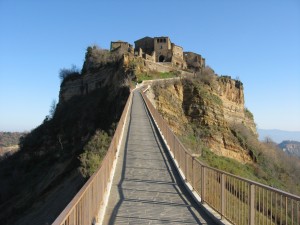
[102,90,217,225]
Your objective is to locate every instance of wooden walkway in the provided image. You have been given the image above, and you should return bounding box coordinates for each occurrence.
[102,91,216,225]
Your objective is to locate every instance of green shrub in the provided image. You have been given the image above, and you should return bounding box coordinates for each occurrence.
[59,65,81,84]
[79,130,111,178]
[81,45,122,74]
[244,107,254,120]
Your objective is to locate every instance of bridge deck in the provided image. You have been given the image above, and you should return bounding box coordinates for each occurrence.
[102,91,216,225]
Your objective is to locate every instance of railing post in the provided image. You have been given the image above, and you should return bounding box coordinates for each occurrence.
[249,184,255,225]
[192,156,195,190]
[185,152,187,181]
[221,173,225,218]
[178,146,181,168]
[173,135,176,160]
[201,166,206,203]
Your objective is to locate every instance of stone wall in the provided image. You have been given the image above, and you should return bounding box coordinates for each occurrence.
[144,60,174,73]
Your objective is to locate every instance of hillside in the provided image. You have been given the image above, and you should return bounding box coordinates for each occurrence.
[0,132,26,158]
[0,132,26,147]
[1,37,299,224]
[0,46,131,225]
[148,74,300,195]
[278,140,300,158]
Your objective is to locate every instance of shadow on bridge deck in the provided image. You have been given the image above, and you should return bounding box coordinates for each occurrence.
[102,91,216,225]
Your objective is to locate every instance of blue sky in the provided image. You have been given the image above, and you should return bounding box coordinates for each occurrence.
[0,0,299,132]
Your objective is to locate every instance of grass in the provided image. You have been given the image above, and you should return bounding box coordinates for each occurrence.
[200,147,262,182]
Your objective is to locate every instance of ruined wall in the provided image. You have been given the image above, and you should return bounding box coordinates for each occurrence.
[111,42,131,51]
[184,52,205,71]
[172,44,183,59]
[145,52,155,62]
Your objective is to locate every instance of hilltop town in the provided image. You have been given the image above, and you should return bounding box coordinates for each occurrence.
[60,36,209,102]
[110,36,205,72]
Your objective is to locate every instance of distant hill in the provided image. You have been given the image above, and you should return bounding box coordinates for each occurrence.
[0,131,26,147]
[258,129,300,143]
[278,140,300,158]
[0,132,26,158]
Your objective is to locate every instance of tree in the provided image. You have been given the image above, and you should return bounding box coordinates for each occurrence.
[59,64,80,82]
[49,99,57,119]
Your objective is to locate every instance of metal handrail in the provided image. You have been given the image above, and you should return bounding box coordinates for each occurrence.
[52,92,133,225]
[141,90,300,225]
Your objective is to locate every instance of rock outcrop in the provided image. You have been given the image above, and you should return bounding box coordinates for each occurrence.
[149,76,257,163]
[279,140,300,158]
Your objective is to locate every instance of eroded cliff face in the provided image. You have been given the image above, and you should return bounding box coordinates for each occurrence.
[59,58,131,102]
[216,76,257,135]
[149,76,257,163]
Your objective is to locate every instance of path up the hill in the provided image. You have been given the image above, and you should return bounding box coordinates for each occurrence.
[102,91,216,225]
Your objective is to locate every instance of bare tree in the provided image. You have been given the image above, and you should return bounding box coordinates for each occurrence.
[49,99,57,119]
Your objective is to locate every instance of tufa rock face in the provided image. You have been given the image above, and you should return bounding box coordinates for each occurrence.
[59,64,129,102]
[149,77,256,163]
[216,76,256,135]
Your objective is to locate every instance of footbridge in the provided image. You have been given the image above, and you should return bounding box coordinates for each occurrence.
[53,86,300,225]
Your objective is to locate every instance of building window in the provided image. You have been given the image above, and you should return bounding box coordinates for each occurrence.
[157,39,159,43]
[164,39,166,43]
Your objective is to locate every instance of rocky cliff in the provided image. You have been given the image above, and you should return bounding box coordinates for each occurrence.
[278,140,300,158]
[59,50,132,102]
[148,75,257,163]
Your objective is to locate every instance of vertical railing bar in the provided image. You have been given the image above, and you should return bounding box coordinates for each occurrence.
[271,191,273,225]
[238,179,240,225]
[201,166,205,203]
[291,199,293,225]
[276,193,278,225]
[234,178,237,223]
[192,156,195,190]
[249,184,255,225]
[280,195,283,225]
[221,173,225,218]
[263,188,265,225]
[285,196,287,225]
[297,201,299,225]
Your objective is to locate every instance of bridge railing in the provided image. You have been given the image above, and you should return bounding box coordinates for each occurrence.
[52,92,132,225]
[141,90,300,225]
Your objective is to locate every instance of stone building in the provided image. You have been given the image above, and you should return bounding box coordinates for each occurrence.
[184,52,206,71]
[134,36,187,69]
[134,37,154,55]
[110,41,133,54]
[109,36,205,71]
